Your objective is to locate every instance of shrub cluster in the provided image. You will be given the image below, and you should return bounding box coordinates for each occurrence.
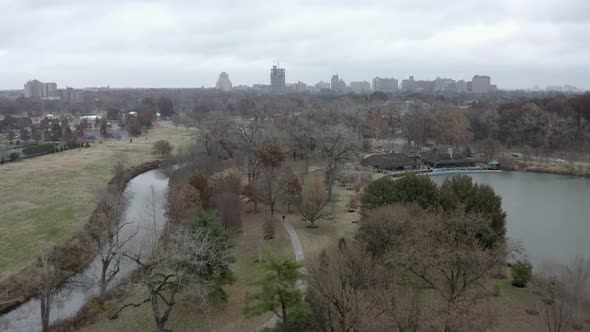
[21,143,57,156]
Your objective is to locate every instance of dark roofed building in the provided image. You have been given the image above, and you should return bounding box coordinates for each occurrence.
[421,148,475,168]
[361,153,418,171]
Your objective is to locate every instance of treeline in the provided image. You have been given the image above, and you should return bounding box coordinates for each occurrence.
[467,93,590,152]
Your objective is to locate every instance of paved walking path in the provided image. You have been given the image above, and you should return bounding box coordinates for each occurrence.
[259,215,306,330]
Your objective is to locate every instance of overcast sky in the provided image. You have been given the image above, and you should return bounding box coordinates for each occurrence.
[1,0,589,90]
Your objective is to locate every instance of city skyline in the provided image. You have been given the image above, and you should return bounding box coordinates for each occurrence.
[1,1,589,90]
[18,70,582,94]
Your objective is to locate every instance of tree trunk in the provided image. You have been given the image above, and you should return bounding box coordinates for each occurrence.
[151,293,165,332]
[327,169,335,201]
[40,292,51,332]
[281,300,289,332]
[100,261,108,296]
[156,320,166,332]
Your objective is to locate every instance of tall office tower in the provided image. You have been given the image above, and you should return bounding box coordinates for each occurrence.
[270,64,286,94]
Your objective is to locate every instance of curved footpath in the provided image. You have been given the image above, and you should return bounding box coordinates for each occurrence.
[259,216,307,330]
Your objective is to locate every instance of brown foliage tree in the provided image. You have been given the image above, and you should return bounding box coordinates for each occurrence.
[241,182,264,213]
[189,173,213,209]
[257,144,286,168]
[285,172,302,213]
[262,216,275,240]
[183,184,201,210]
[215,191,242,232]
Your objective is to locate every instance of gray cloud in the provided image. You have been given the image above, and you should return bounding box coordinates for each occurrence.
[0,0,589,90]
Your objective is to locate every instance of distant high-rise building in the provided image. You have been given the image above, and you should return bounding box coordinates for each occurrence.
[24,80,58,99]
[471,75,491,93]
[416,80,435,94]
[287,81,310,93]
[24,79,44,98]
[270,65,286,94]
[330,74,347,92]
[456,80,468,93]
[215,72,233,92]
[350,81,371,93]
[433,77,456,92]
[401,76,417,91]
[43,82,57,98]
[60,87,74,102]
[372,77,398,92]
[314,81,331,92]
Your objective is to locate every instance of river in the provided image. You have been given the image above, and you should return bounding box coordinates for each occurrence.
[0,169,169,332]
[433,171,590,267]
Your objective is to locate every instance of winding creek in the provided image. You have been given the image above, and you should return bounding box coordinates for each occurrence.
[0,169,169,332]
[433,171,590,267]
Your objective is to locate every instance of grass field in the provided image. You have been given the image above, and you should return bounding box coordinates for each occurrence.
[0,124,194,279]
[287,170,360,262]
[83,207,293,332]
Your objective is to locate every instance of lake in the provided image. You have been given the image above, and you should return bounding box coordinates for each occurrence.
[434,171,590,267]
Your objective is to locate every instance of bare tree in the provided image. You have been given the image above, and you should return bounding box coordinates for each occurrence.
[298,179,329,227]
[113,221,233,332]
[86,189,137,296]
[256,144,288,215]
[540,111,561,149]
[320,125,359,201]
[537,257,590,332]
[38,256,56,332]
[308,239,387,331]
[356,204,503,331]
[233,116,279,182]
[438,106,474,149]
[196,117,236,159]
[287,110,319,174]
[111,156,127,192]
[395,210,501,331]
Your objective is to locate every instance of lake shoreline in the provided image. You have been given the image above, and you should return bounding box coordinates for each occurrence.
[507,161,590,178]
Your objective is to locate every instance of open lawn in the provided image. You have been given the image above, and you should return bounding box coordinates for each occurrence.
[286,170,360,262]
[83,207,293,332]
[0,124,194,279]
